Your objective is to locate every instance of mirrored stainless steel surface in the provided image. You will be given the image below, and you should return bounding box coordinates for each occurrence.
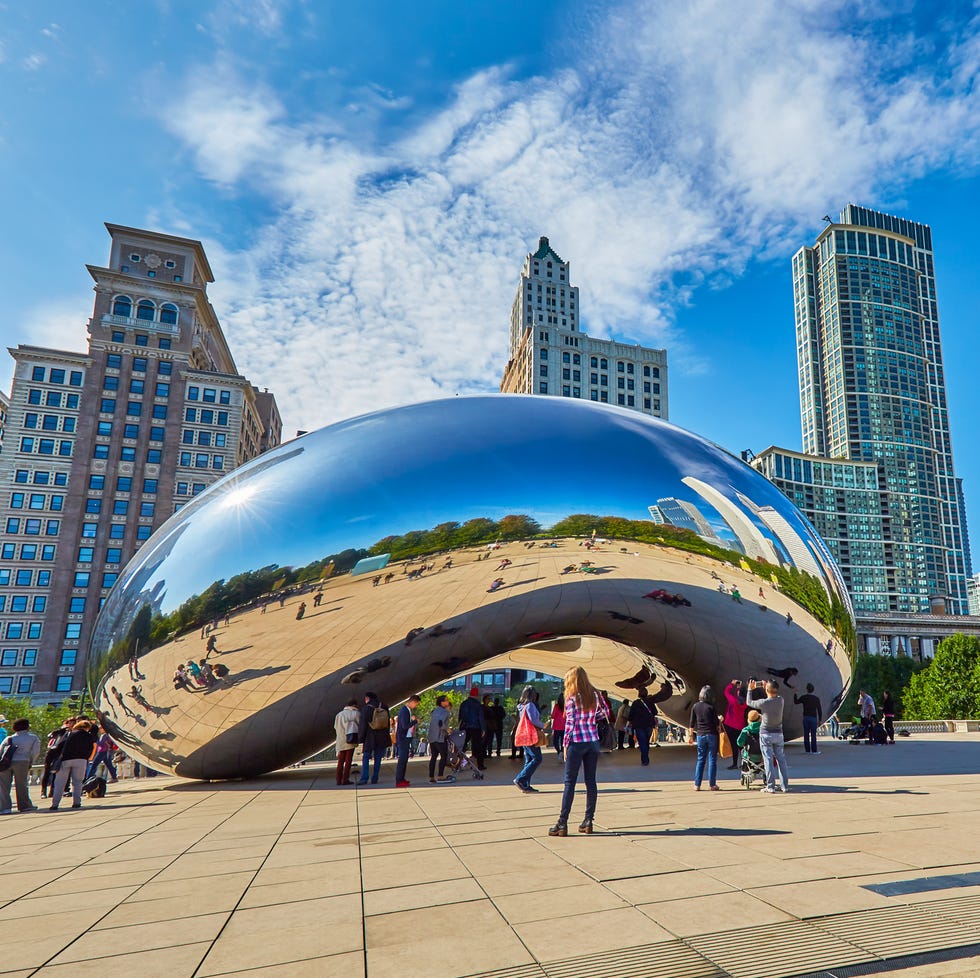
[88,396,855,780]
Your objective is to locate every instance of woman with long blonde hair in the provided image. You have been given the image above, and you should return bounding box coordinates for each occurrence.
[549,666,610,836]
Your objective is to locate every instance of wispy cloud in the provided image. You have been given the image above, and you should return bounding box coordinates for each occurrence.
[155,0,980,435]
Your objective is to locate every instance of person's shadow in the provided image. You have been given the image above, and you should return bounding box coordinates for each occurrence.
[206,664,291,691]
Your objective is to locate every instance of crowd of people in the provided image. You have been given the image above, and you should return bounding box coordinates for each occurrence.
[0,713,154,815]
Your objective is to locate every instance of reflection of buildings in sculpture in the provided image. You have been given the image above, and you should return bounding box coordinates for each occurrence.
[499,237,668,417]
[969,573,980,616]
[681,477,780,564]
[649,498,730,551]
[735,491,825,582]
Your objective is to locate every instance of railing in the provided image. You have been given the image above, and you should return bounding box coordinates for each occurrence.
[101,314,179,336]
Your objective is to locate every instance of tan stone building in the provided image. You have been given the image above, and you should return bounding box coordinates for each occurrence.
[0,224,280,700]
[500,237,668,417]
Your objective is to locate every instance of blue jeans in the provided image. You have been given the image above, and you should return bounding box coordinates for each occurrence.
[760,731,789,790]
[634,727,652,764]
[802,716,819,753]
[694,734,718,787]
[394,738,410,783]
[516,745,542,787]
[559,740,600,823]
[86,752,117,781]
[358,747,384,784]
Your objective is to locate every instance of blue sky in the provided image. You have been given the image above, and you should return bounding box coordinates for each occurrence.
[2,0,980,554]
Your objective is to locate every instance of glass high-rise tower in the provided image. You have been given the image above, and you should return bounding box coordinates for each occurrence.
[791,204,969,614]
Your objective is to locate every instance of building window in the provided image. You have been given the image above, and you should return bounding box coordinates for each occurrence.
[105,548,121,564]
[146,449,162,464]
[31,366,45,381]
[60,649,77,666]
[158,361,172,375]
[159,303,178,325]
[136,300,155,321]
[73,572,90,588]
[133,357,147,373]
[17,677,32,695]
[106,354,122,370]
[109,524,125,539]
[56,677,73,693]
[538,382,548,394]
[24,650,37,666]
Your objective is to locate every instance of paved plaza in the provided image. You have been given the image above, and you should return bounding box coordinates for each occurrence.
[3,734,980,977]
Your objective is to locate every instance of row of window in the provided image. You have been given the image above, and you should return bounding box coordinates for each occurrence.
[9,493,63,511]
[81,522,152,542]
[84,499,155,517]
[72,572,118,590]
[93,444,162,464]
[18,437,72,457]
[183,430,227,447]
[104,378,170,396]
[29,367,83,386]
[4,518,60,536]
[178,452,224,470]
[0,595,46,613]
[185,408,229,425]
[111,296,180,326]
[176,482,207,497]
[0,649,37,667]
[0,570,52,586]
[23,414,76,432]
[96,422,165,441]
[106,354,171,374]
[0,677,36,695]
[187,386,231,404]
[110,329,173,350]
[538,385,661,411]
[0,544,56,561]
[78,547,122,564]
[26,389,79,409]
[99,399,169,419]
[3,622,42,640]
[89,475,158,493]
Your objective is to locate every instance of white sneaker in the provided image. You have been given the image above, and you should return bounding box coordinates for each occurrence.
[811,751,821,755]
[761,787,776,794]
[778,785,790,792]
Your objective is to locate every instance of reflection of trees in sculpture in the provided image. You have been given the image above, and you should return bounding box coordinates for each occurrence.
[135,510,853,658]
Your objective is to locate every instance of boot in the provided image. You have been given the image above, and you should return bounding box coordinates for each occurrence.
[578,818,594,834]
[548,821,568,837]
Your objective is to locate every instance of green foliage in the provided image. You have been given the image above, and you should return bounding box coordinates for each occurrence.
[413,688,467,738]
[901,634,980,720]
[838,653,927,720]
[0,694,84,740]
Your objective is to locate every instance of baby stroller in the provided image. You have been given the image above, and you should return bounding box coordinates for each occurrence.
[447,730,484,780]
[738,729,766,789]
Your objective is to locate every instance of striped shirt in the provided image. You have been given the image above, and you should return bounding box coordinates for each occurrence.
[563,693,611,748]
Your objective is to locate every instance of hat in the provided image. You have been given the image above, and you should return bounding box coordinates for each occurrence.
[469,686,479,697]
[0,714,7,723]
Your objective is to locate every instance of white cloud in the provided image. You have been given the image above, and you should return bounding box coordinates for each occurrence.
[155,0,980,435]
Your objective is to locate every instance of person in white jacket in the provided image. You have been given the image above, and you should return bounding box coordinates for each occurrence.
[334,700,361,786]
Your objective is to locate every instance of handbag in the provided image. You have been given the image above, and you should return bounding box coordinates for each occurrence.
[514,711,538,747]
[718,726,733,759]
[0,739,15,772]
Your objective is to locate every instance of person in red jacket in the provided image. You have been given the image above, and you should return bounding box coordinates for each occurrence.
[722,680,748,770]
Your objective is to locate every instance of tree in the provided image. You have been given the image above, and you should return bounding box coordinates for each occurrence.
[902,634,980,720]
[838,653,926,720]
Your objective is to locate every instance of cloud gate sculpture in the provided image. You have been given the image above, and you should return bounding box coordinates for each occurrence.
[88,396,854,780]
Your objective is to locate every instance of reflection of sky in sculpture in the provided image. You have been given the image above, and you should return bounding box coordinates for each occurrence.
[110,396,843,616]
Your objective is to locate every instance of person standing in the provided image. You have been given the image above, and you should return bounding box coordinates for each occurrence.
[689,686,721,791]
[482,694,501,759]
[357,692,389,785]
[428,695,454,783]
[793,684,823,754]
[0,714,7,741]
[458,686,487,771]
[514,687,545,793]
[41,718,73,799]
[722,680,748,770]
[0,718,41,814]
[551,695,566,758]
[747,680,789,793]
[86,726,119,783]
[858,689,876,726]
[628,682,672,766]
[334,698,361,785]
[49,719,98,810]
[615,699,630,749]
[881,690,897,744]
[395,695,420,787]
[549,667,611,837]
[489,698,506,757]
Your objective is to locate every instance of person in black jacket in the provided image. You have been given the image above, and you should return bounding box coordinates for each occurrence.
[356,692,390,785]
[41,718,74,799]
[458,686,487,770]
[628,682,672,766]
[689,686,720,791]
[793,683,823,754]
[49,719,97,811]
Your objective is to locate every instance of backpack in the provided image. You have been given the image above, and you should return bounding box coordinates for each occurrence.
[369,705,390,731]
[0,738,14,772]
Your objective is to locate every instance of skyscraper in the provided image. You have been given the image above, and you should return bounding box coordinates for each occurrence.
[0,224,281,700]
[499,237,668,416]
[763,204,969,615]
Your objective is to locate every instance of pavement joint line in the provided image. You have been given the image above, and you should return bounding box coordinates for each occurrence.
[354,775,371,978]
[0,786,224,912]
[188,778,317,978]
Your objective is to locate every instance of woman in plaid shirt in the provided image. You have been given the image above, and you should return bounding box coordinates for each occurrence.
[549,666,611,837]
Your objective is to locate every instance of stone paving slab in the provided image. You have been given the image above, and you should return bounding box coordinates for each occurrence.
[3,734,980,976]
